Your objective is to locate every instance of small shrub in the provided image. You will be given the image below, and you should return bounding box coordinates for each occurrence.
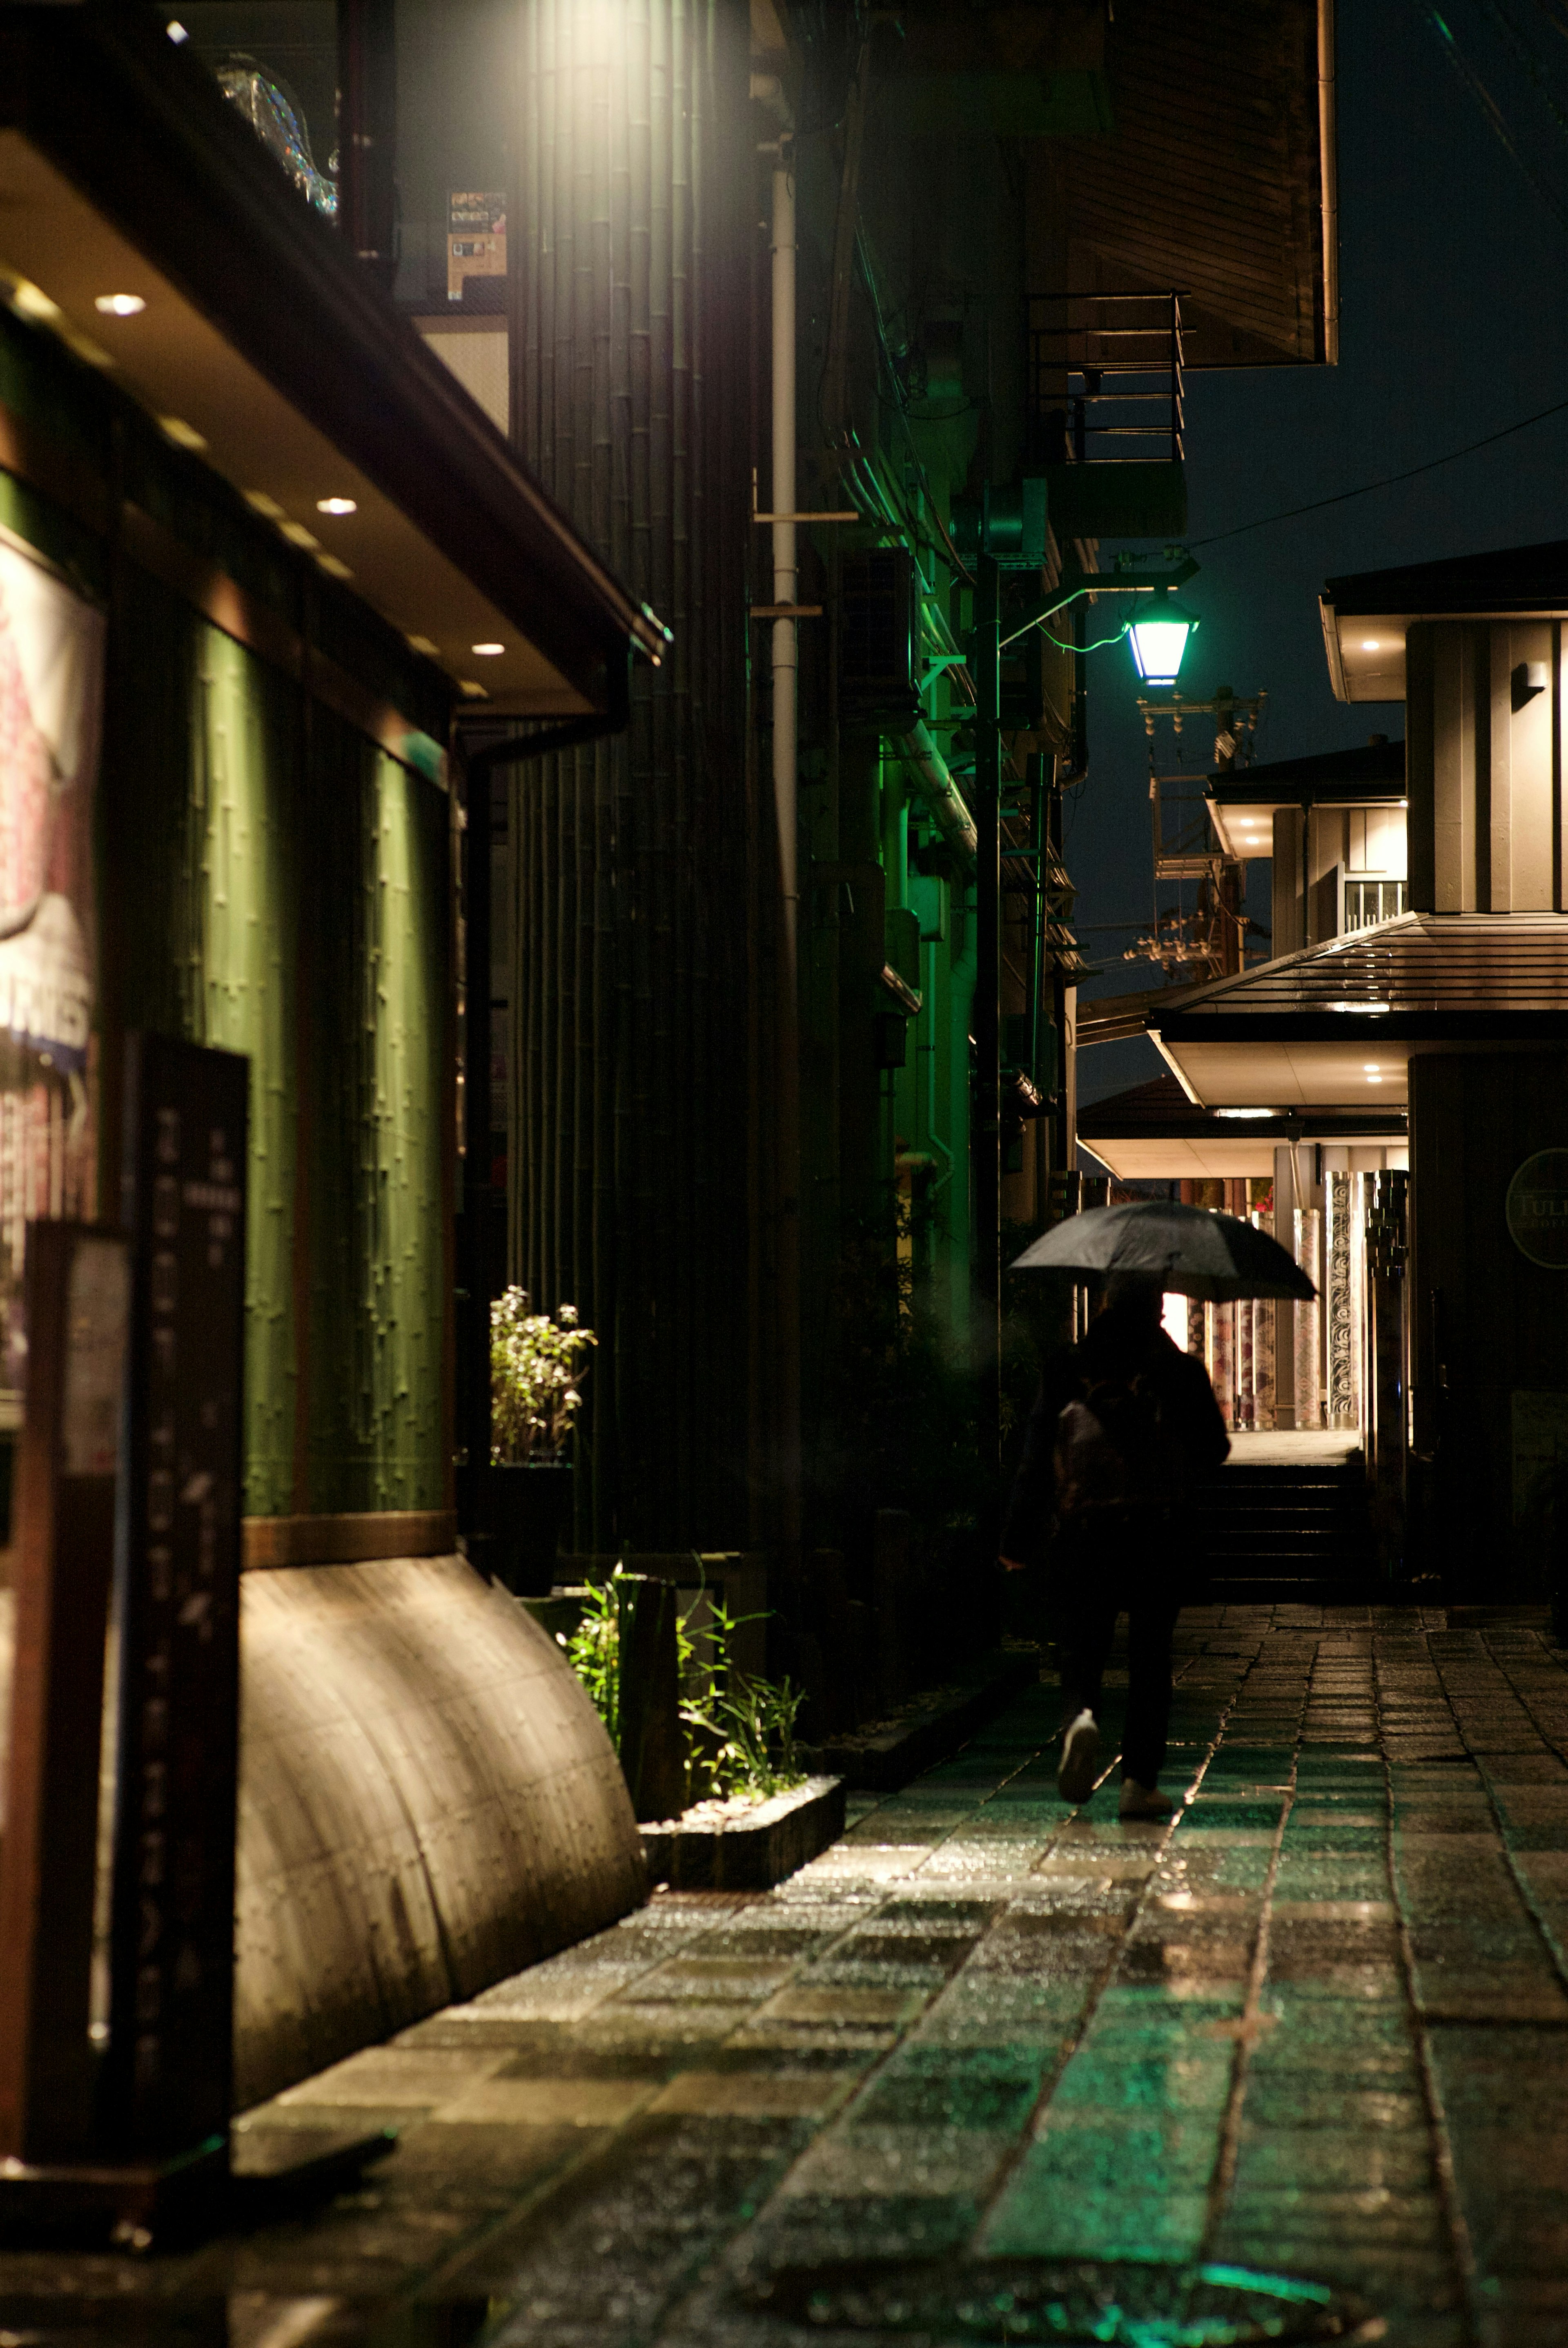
[562,1565,805,1809]
[491,1287,597,1463]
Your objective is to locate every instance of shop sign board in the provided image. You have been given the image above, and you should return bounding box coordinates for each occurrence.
[448,190,507,301]
[1506,1148,1568,1268]
[0,532,103,1407]
[103,1035,248,2164]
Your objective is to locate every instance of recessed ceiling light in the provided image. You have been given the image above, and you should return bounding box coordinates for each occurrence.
[471,641,505,656]
[316,496,357,516]
[1363,1063,1380,1072]
[10,281,60,326]
[1366,1074,1384,1084]
[159,415,207,452]
[94,293,146,318]
[1360,639,1380,651]
[1215,1107,1275,1119]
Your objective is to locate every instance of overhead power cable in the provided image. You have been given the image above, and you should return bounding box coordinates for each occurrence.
[1190,390,1568,546]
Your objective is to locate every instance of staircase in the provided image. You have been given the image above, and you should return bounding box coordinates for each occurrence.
[1193,1444,1378,1603]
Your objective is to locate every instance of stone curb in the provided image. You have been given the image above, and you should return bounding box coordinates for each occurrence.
[639,1775,846,1891]
[801,1649,1038,1792]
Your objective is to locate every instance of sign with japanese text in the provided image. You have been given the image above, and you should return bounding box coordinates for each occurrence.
[102,1035,247,2159]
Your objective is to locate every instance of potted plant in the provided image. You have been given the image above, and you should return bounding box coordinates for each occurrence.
[489,1289,596,1596]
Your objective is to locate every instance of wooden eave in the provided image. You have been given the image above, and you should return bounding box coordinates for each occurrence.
[0,3,661,718]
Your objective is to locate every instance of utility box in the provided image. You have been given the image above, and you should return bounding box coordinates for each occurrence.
[840,549,920,729]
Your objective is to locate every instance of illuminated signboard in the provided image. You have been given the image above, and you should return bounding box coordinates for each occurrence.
[1506,1149,1568,1269]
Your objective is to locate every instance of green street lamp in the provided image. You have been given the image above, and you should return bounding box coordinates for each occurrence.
[1126,590,1200,687]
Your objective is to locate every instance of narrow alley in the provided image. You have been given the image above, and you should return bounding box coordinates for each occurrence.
[9,1607,1568,2348]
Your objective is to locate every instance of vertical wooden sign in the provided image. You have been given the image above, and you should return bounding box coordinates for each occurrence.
[0,1222,130,2163]
[101,1035,248,2168]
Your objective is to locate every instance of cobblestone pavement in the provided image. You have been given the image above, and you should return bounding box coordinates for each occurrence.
[9,1605,1568,2346]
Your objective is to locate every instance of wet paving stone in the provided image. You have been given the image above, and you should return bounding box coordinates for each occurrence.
[13,1608,1568,2343]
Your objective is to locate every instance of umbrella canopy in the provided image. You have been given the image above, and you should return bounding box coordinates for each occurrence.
[1011,1201,1316,1302]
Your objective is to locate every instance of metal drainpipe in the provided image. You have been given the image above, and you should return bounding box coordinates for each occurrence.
[895,720,978,868]
[753,71,803,1561]
[1318,0,1339,366]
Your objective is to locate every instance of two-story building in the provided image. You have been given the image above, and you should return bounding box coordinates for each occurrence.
[1080,541,1568,1599]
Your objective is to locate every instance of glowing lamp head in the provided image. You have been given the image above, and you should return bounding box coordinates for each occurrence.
[1126,591,1199,687]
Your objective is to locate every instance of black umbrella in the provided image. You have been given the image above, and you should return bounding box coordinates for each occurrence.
[1011,1200,1316,1302]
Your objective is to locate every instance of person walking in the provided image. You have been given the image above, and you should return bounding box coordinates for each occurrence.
[1000,1273,1229,1820]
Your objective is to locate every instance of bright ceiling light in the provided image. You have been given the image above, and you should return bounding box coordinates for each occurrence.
[316,496,357,516]
[1325,999,1391,1015]
[94,293,146,317]
[1215,1107,1275,1119]
[1366,1074,1383,1084]
[1127,591,1199,688]
[167,20,189,40]
[1363,1063,1380,1072]
[1360,639,1380,651]
[471,641,505,656]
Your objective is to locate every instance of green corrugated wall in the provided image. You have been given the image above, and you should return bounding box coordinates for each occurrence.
[103,569,447,1517]
[189,627,299,1516]
[304,705,446,1514]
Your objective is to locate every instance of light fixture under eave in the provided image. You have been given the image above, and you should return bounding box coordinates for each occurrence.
[95,293,146,317]
[316,496,357,516]
[1215,1107,1276,1120]
[471,641,505,656]
[1126,590,1199,687]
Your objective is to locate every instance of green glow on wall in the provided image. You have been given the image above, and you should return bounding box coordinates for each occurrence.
[105,569,446,1521]
[305,711,446,1514]
[190,626,298,1516]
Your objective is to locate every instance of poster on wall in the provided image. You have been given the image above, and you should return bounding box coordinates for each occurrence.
[0,530,104,1419]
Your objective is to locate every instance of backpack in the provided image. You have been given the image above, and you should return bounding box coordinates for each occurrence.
[1053,1374,1186,1520]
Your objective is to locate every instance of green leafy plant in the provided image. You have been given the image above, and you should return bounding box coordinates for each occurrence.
[491,1287,597,1463]
[564,1569,622,1742]
[562,1566,805,1809]
[677,1594,806,1804]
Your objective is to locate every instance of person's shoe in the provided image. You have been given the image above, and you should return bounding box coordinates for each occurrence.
[1057,1708,1101,1805]
[1119,1778,1174,1822]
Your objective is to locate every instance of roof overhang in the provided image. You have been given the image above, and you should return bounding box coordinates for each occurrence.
[1205,757,1406,859]
[1146,911,1568,1107]
[0,5,662,718]
[1077,1079,1407,1180]
[1321,542,1568,705]
[1149,1029,1414,1110]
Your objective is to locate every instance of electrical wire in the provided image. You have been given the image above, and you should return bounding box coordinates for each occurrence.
[1189,388,1568,546]
[1038,621,1129,655]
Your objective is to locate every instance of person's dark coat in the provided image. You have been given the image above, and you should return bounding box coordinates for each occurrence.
[1001,1308,1229,1568]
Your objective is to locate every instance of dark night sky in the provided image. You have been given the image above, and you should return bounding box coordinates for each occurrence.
[1070,0,1568,1112]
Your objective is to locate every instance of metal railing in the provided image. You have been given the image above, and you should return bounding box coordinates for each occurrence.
[1027,290,1185,467]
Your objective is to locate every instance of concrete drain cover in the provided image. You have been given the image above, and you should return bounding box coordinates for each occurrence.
[743,2258,1380,2344]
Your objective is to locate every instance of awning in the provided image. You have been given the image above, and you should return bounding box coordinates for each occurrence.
[0,5,662,718]
[1321,541,1568,705]
[1205,739,1405,859]
[1147,912,1568,1109]
[1078,1073,1407,1182]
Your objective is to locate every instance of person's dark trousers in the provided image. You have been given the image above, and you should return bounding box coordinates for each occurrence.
[1051,1509,1183,1788]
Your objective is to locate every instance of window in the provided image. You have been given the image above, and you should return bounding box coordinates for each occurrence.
[1343,879,1407,931]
